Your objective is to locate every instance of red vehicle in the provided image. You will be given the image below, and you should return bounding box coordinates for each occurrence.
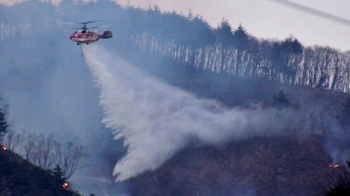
[70,20,112,45]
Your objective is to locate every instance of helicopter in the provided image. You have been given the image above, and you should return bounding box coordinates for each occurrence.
[69,20,112,45]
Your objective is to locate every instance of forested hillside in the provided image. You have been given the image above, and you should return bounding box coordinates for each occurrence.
[1,1,350,196]
[114,6,350,94]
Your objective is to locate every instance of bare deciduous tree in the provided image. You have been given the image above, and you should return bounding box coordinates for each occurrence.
[4,129,18,150]
[55,141,86,179]
[5,130,87,179]
[23,133,37,161]
[35,134,56,169]
[3,129,27,152]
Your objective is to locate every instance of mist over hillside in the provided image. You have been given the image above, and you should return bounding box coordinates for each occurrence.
[1,1,350,195]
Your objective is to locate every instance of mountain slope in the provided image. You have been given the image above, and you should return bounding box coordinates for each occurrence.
[128,136,336,196]
[0,147,82,196]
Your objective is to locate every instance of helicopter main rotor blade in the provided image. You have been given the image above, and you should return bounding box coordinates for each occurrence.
[79,20,104,25]
[59,22,75,25]
[265,0,350,27]
[99,25,111,28]
[87,26,99,29]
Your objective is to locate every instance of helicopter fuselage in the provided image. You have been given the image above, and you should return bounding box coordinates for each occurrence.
[70,30,100,45]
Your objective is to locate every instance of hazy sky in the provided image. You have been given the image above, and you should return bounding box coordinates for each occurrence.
[2,0,350,50]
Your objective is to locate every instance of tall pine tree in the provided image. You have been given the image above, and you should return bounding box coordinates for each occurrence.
[0,97,9,142]
[233,24,249,51]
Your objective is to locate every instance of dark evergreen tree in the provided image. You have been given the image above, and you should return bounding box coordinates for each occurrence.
[214,18,235,47]
[51,164,71,194]
[280,36,303,55]
[52,165,67,186]
[272,90,290,108]
[232,24,249,51]
[187,16,215,48]
[270,36,303,76]
[0,97,9,142]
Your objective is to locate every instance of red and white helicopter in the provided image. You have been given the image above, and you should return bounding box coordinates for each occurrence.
[69,20,112,45]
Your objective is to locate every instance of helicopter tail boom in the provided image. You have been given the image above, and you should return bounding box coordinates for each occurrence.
[100,31,113,39]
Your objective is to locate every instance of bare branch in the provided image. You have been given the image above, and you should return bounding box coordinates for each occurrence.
[54,141,86,179]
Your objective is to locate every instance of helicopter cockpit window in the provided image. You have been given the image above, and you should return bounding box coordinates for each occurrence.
[82,30,86,33]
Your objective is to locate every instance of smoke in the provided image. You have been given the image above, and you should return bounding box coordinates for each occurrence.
[324,117,350,165]
[82,44,297,182]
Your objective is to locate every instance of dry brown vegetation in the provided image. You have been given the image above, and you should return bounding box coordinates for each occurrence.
[128,135,343,196]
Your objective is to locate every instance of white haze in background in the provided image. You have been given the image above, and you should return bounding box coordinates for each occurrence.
[0,0,97,6]
[82,44,296,182]
[0,0,28,6]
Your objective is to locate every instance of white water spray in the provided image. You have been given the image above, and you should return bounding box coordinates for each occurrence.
[82,44,294,182]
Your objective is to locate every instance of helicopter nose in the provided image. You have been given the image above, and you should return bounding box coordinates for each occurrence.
[70,35,75,41]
